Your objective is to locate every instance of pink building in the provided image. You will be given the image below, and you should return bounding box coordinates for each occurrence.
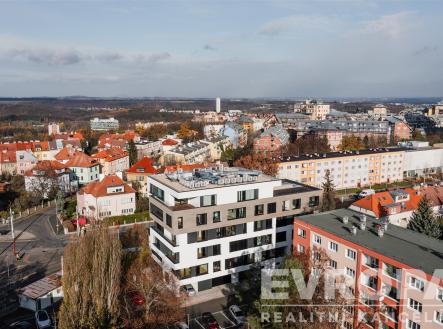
[294,208,443,329]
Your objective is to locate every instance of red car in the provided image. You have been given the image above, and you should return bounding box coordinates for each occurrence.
[201,312,219,329]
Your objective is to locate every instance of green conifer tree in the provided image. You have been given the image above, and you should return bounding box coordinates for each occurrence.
[321,169,336,211]
[408,196,441,238]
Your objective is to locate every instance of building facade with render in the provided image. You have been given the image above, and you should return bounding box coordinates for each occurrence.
[148,167,321,292]
[294,208,443,329]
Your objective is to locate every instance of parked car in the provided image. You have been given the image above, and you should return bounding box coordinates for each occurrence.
[174,322,189,329]
[358,189,375,199]
[229,304,246,324]
[182,284,196,297]
[35,310,51,329]
[8,321,33,329]
[201,312,219,329]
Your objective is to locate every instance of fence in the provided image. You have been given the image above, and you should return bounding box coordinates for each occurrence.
[0,200,56,225]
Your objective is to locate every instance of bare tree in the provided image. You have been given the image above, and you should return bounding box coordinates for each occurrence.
[58,227,122,329]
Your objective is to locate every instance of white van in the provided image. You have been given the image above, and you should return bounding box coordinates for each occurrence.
[358,189,375,198]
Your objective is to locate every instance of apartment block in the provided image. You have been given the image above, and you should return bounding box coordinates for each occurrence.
[294,208,443,329]
[148,167,321,292]
[277,148,406,190]
[90,117,119,131]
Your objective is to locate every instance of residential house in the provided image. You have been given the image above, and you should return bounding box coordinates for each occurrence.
[254,125,289,154]
[92,147,129,176]
[65,152,100,185]
[0,150,16,176]
[25,160,77,197]
[126,157,158,196]
[16,150,38,175]
[77,175,136,220]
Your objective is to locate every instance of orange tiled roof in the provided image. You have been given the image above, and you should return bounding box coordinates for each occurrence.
[351,187,434,218]
[127,157,157,174]
[55,146,81,161]
[92,147,128,162]
[0,150,17,164]
[65,152,98,168]
[79,175,135,198]
[25,160,69,177]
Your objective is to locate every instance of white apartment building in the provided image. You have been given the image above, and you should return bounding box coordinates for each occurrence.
[90,117,119,131]
[294,100,330,120]
[148,167,321,292]
[277,148,405,190]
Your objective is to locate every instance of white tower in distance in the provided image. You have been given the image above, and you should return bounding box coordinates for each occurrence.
[216,97,221,113]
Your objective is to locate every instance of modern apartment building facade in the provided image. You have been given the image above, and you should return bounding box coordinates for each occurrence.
[148,167,321,292]
[294,208,443,329]
[90,117,120,131]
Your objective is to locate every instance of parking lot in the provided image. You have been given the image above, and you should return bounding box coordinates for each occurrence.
[186,309,247,329]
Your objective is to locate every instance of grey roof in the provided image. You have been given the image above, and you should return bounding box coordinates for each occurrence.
[259,125,290,145]
[285,119,389,132]
[274,146,408,163]
[297,208,443,278]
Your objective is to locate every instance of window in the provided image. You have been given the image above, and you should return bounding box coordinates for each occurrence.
[292,199,301,209]
[267,202,277,214]
[408,298,422,313]
[329,241,338,252]
[298,228,306,238]
[213,261,221,272]
[409,276,425,291]
[213,211,221,223]
[346,267,355,278]
[313,234,321,244]
[166,214,172,227]
[346,249,356,260]
[255,204,264,216]
[276,231,286,243]
[150,203,163,221]
[407,320,420,329]
[200,195,216,207]
[196,213,207,226]
[178,217,183,229]
[237,189,258,202]
[254,218,272,231]
[297,244,305,253]
[150,184,164,201]
[438,289,443,302]
[282,200,290,211]
[436,311,443,324]
[309,196,320,207]
[227,207,246,220]
[329,260,337,269]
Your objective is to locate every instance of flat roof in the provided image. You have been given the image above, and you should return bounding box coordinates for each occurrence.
[20,273,61,299]
[297,208,443,278]
[150,168,280,193]
[275,147,408,163]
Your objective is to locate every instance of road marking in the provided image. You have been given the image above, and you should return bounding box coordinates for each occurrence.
[194,318,205,329]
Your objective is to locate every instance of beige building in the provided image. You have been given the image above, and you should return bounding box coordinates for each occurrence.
[277,148,405,189]
[294,100,330,120]
[77,175,136,220]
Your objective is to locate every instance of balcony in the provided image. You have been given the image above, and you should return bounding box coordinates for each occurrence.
[151,224,177,247]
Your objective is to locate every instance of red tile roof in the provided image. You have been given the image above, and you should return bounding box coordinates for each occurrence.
[55,146,81,161]
[25,160,69,177]
[65,152,98,168]
[92,147,128,162]
[162,138,178,146]
[127,157,157,174]
[79,175,135,198]
[0,150,16,164]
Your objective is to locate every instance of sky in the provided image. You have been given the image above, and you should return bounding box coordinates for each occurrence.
[0,0,442,98]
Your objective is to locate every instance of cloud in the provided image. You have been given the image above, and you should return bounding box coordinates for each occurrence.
[259,15,333,36]
[361,11,416,38]
[203,44,216,51]
[0,35,171,66]
[413,45,439,56]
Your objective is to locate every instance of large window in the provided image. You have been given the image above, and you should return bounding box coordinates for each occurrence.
[255,204,264,216]
[196,213,208,226]
[150,203,164,221]
[407,320,420,329]
[329,241,338,252]
[227,207,246,220]
[309,196,320,207]
[292,199,301,209]
[150,184,164,201]
[267,202,277,214]
[177,217,183,229]
[409,276,425,291]
[200,195,216,207]
[166,214,172,227]
[213,211,221,223]
[237,189,258,202]
[408,298,422,313]
[254,218,272,231]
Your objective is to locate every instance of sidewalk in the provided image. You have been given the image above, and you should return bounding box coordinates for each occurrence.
[186,283,235,307]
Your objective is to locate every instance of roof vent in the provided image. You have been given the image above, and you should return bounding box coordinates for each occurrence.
[359,222,366,231]
[360,215,367,223]
[377,227,384,238]
[342,216,349,224]
[351,226,357,235]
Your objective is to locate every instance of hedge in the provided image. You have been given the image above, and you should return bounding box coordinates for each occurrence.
[102,211,150,226]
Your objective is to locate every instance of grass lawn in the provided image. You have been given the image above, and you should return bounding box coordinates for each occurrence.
[336,180,414,195]
[102,211,150,226]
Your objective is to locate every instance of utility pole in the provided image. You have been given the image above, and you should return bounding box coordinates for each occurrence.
[9,208,16,259]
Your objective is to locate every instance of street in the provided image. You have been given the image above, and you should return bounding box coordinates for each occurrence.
[0,207,69,326]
